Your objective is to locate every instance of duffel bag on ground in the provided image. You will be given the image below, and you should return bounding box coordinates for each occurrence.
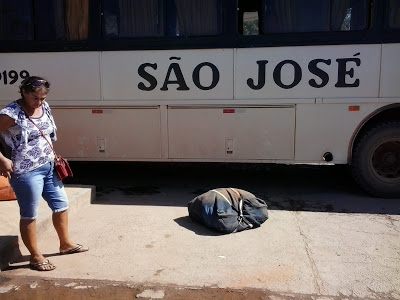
[188,187,268,234]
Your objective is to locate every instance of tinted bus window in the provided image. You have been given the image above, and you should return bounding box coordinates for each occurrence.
[386,0,400,29]
[174,0,222,36]
[0,0,33,40]
[34,0,90,41]
[104,0,222,39]
[64,0,90,40]
[263,0,369,33]
[104,0,164,38]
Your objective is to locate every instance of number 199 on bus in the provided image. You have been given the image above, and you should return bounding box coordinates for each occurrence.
[0,70,30,85]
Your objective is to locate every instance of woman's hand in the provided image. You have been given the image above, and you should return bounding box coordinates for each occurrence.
[0,156,13,178]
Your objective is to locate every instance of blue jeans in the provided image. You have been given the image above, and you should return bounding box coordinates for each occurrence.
[10,161,69,220]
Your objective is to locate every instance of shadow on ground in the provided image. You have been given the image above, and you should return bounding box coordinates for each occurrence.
[67,162,400,215]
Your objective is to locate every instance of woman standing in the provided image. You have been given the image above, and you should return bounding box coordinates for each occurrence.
[0,76,88,271]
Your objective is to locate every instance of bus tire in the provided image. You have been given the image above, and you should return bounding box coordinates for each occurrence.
[352,121,400,198]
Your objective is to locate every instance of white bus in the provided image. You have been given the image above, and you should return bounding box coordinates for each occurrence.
[0,0,399,198]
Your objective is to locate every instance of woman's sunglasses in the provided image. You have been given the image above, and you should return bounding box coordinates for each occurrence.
[25,79,50,89]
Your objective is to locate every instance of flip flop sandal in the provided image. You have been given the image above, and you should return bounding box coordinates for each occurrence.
[60,244,89,255]
[30,259,56,271]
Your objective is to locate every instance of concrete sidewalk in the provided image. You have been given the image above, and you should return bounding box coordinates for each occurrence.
[0,185,95,271]
[1,186,399,299]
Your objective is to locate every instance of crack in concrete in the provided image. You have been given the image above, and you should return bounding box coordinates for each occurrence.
[293,211,324,294]
[385,215,400,234]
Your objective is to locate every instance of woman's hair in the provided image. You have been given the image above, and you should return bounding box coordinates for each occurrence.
[19,76,50,96]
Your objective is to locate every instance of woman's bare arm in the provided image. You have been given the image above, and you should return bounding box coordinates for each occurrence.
[0,114,15,133]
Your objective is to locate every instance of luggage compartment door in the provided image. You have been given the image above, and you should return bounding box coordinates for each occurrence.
[168,106,295,160]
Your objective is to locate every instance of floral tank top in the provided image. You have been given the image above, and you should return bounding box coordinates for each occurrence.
[0,101,57,174]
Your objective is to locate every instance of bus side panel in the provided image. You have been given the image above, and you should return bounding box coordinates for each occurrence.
[52,107,162,160]
[101,49,233,101]
[380,44,400,98]
[295,103,388,164]
[0,52,101,102]
[168,106,295,160]
[234,45,380,100]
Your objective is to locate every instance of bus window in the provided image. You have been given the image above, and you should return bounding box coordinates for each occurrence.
[33,0,89,41]
[0,0,33,40]
[65,0,90,40]
[103,0,222,39]
[263,0,369,33]
[338,0,369,31]
[174,0,222,36]
[263,0,329,33]
[243,12,259,35]
[104,0,164,39]
[386,0,400,29]
[238,0,262,35]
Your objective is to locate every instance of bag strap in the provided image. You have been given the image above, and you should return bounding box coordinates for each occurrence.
[228,188,243,216]
[228,188,240,198]
[211,189,232,205]
[19,103,58,157]
[212,188,254,231]
[228,188,254,229]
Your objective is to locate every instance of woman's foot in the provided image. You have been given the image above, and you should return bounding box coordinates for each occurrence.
[29,256,56,271]
[60,243,89,255]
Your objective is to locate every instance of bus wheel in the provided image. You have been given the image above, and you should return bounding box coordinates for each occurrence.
[352,121,400,198]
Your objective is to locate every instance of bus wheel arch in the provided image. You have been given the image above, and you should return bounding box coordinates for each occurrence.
[350,105,400,198]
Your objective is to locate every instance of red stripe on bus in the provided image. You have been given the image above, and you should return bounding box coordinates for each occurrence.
[348,106,360,112]
[223,109,235,113]
[92,109,103,114]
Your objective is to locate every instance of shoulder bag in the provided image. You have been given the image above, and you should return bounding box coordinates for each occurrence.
[24,111,73,181]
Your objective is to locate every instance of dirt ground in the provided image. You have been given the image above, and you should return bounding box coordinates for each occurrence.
[0,275,294,300]
[2,274,393,300]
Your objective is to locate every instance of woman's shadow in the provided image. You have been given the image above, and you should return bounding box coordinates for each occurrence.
[5,251,60,271]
